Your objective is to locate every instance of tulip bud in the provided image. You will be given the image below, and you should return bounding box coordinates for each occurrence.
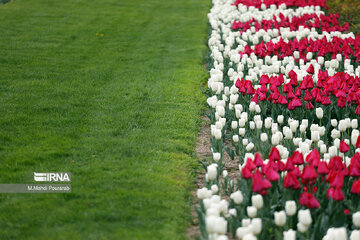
[246,142,254,152]
[228,208,237,216]
[236,227,250,239]
[205,216,227,234]
[260,133,268,142]
[222,170,228,178]
[274,211,286,227]
[214,129,222,140]
[231,121,238,130]
[230,191,243,204]
[298,209,312,226]
[339,120,347,132]
[239,118,246,127]
[353,212,360,227]
[285,201,297,216]
[206,207,220,217]
[271,133,280,146]
[264,118,272,129]
[251,194,263,209]
[250,218,262,234]
[233,134,239,143]
[239,219,250,228]
[255,120,263,129]
[352,119,358,129]
[211,184,218,194]
[207,164,217,181]
[283,229,296,240]
[277,115,284,124]
[247,206,257,218]
[290,121,298,133]
[331,119,338,127]
[197,187,212,199]
[316,108,323,119]
[311,131,320,142]
[239,128,245,137]
[351,230,360,240]
[213,152,221,161]
[297,222,308,233]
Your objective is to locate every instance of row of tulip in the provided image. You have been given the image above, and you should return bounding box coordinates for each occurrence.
[196,0,360,239]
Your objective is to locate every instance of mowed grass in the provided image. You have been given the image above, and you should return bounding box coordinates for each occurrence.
[0,0,209,239]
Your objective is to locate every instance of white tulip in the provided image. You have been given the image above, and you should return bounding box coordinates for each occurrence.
[249,121,255,130]
[311,131,320,142]
[339,120,347,132]
[216,235,228,240]
[246,142,254,152]
[352,119,358,129]
[230,191,243,204]
[211,184,218,194]
[298,209,312,226]
[214,129,222,140]
[247,206,257,218]
[297,222,308,233]
[256,120,263,129]
[277,115,284,124]
[320,144,327,154]
[206,207,220,217]
[301,119,309,127]
[242,218,251,227]
[285,201,297,216]
[207,164,217,181]
[316,108,323,119]
[239,128,245,136]
[251,218,262,235]
[243,233,257,240]
[351,230,360,240]
[331,119,338,127]
[283,229,296,240]
[265,117,272,129]
[228,208,237,216]
[353,212,360,227]
[233,135,239,143]
[300,124,307,134]
[290,121,298,133]
[213,152,221,161]
[236,227,250,239]
[206,216,227,234]
[249,102,256,112]
[260,133,268,142]
[251,194,263,209]
[222,170,228,178]
[232,121,238,129]
[239,118,246,127]
[274,211,286,227]
[197,187,212,199]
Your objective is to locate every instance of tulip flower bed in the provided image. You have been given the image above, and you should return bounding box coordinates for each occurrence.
[196,0,360,239]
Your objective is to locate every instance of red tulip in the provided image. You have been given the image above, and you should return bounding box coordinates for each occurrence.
[301,165,318,181]
[328,187,345,201]
[269,147,281,162]
[306,149,320,167]
[317,161,329,175]
[241,166,253,179]
[264,166,280,182]
[284,171,300,189]
[307,64,314,74]
[339,140,350,153]
[254,153,263,167]
[299,192,320,208]
[351,178,360,194]
[292,151,304,165]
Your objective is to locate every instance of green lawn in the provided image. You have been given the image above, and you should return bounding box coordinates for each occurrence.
[0,0,209,239]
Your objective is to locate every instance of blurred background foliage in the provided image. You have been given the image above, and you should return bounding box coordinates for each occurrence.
[326,0,360,34]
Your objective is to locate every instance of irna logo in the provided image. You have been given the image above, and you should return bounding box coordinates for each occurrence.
[34,172,71,182]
